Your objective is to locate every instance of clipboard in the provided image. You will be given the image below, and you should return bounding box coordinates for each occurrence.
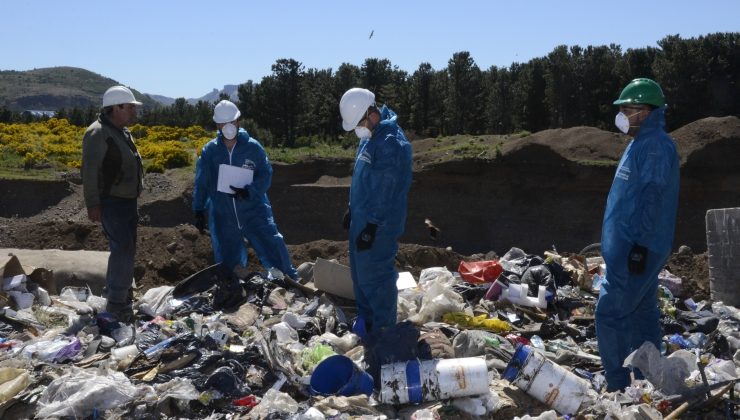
[217,164,254,194]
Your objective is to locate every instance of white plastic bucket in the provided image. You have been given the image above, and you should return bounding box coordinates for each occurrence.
[503,344,591,415]
[379,357,489,405]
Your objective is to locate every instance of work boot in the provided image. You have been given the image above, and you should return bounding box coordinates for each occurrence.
[106,301,135,324]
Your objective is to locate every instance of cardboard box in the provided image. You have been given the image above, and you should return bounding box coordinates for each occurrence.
[313,258,355,300]
[0,254,55,293]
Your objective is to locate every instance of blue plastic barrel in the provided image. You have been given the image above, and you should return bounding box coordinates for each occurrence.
[310,354,374,396]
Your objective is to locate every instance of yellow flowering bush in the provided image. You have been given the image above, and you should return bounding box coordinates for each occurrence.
[0,119,213,172]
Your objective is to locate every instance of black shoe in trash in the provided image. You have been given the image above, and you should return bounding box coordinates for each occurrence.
[213,277,247,311]
[106,302,135,324]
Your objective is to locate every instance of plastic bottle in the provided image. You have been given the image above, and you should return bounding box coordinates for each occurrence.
[143,335,179,359]
[530,335,545,350]
[686,332,707,349]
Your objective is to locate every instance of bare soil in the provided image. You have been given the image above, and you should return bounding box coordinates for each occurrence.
[2,116,737,300]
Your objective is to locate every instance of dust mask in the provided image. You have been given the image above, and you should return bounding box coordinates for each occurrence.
[614,112,631,134]
[221,123,237,140]
[354,126,372,139]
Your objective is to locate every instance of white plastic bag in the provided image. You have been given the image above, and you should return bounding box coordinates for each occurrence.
[249,388,298,419]
[136,286,175,317]
[409,280,470,324]
[37,367,152,418]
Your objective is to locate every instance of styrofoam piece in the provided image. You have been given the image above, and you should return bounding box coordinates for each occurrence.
[499,283,547,308]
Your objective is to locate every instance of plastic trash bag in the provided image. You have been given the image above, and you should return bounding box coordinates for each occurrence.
[37,367,153,418]
[313,332,359,354]
[200,366,246,396]
[302,343,337,371]
[458,260,503,284]
[418,267,457,290]
[154,377,200,401]
[136,286,175,317]
[22,336,82,362]
[443,312,511,333]
[409,277,470,324]
[451,390,500,416]
[0,367,31,403]
[521,265,554,294]
[452,329,513,358]
[623,341,692,395]
[499,247,532,277]
[86,295,107,313]
[248,389,298,419]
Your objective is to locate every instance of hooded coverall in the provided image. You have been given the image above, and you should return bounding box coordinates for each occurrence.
[192,128,298,279]
[596,106,680,391]
[349,106,413,333]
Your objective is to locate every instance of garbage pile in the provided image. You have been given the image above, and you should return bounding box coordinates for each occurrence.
[0,247,738,419]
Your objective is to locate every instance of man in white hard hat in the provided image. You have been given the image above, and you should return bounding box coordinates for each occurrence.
[192,100,298,285]
[339,88,413,337]
[81,85,144,322]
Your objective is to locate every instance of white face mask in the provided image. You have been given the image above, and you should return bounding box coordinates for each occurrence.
[614,112,631,134]
[221,123,237,140]
[354,126,372,139]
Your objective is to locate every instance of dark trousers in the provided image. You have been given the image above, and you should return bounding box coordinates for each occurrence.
[101,196,138,305]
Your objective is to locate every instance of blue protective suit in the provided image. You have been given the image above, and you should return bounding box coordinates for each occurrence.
[596,106,680,391]
[349,106,413,333]
[192,128,298,279]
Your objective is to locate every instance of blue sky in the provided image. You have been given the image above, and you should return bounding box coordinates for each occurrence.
[1,1,737,99]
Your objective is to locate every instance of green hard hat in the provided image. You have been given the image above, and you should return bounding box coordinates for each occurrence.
[613,78,666,107]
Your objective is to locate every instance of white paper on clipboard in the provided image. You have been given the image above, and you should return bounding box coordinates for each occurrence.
[217,164,254,194]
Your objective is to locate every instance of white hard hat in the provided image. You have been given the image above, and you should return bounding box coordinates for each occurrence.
[340,88,375,131]
[102,86,143,107]
[213,100,241,123]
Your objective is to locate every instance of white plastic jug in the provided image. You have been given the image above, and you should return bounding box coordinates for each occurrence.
[379,357,489,404]
[503,344,593,415]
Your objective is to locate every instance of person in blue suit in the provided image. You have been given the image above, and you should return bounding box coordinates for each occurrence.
[596,78,680,391]
[339,88,413,335]
[192,100,298,280]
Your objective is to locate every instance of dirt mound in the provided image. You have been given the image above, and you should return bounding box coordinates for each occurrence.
[0,219,467,294]
[502,126,628,163]
[671,115,740,163]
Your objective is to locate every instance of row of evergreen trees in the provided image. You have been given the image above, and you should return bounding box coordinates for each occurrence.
[3,33,737,147]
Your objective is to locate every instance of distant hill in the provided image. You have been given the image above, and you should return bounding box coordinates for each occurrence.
[146,84,240,106]
[146,94,177,106]
[0,66,158,111]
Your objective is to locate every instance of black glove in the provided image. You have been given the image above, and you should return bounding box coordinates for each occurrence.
[342,207,351,230]
[628,244,648,274]
[230,185,249,200]
[356,223,377,251]
[194,211,206,233]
